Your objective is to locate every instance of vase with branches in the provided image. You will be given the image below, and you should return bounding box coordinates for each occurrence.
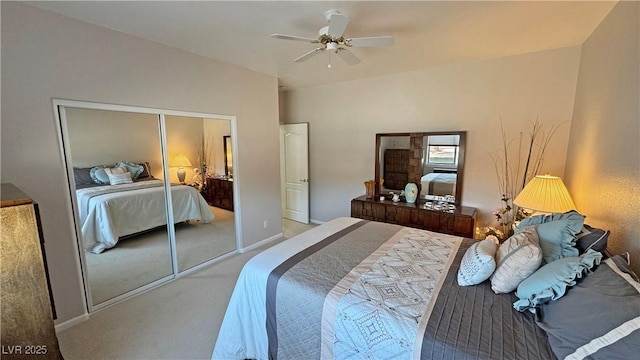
[193,132,215,189]
[478,117,565,241]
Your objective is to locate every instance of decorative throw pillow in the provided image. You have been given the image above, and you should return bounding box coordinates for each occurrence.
[137,162,151,178]
[457,237,499,286]
[104,166,126,175]
[515,211,585,263]
[107,172,133,185]
[89,166,110,185]
[513,249,602,311]
[491,227,543,294]
[575,224,610,254]
[115,161,145,180]
[535,255,640,360]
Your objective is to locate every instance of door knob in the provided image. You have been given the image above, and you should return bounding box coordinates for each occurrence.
[299,179,309,182]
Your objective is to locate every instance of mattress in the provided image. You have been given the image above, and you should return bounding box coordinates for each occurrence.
[76,180,215,253]
[420,172,456,197]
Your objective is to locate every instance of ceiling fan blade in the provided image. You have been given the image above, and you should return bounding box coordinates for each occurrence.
[327,12,349,38]
[293,47,324,62]
[347,36,394,47]
[336,48,361,65]
[271,34,319,43]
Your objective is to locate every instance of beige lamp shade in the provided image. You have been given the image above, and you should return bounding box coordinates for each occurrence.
[171,154,192,168]
[514,174,576,213]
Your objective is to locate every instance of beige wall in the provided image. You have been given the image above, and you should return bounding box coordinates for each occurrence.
[203,120,231,177]
[565,1,640,273]
[282,46,581,225]
[1,2,281,323]
[66,109,163,173]
[165,115,206,184]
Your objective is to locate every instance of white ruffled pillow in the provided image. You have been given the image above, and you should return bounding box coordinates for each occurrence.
[457,237,499,286]
[491,227,543,294]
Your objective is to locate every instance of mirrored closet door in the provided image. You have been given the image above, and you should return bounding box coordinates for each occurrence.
[57,101,238,311]
[165,115,237,272]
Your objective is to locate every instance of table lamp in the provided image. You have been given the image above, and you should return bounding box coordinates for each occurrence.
[514,174,576,214]
[171,154,192,184]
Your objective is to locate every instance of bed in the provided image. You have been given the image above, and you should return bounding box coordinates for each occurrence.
[214,215,639,360]
[76,179,214,254]
[420,172,456,196]
[213,217,556,359]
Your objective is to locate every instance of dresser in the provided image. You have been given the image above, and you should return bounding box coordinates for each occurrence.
[203,177,234,211]
[1,184,62,359]
[351,195,477,238]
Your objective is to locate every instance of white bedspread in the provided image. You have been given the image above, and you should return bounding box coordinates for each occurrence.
[77,180,214,253]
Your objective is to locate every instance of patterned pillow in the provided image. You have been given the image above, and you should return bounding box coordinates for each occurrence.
[491,227,543,294]
[107,172,133,185]
[513,249,602,311]
[104,166,126,175]
[457,237,498,286]
[515,211,585,263]
[115,161,145,180]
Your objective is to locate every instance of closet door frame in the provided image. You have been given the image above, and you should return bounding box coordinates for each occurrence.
[53,99,241,313]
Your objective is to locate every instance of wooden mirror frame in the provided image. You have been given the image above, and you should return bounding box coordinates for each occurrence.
[224,135,232,178]
[374,131,466,206]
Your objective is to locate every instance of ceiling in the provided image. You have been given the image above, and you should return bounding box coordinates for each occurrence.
[28,1,616,90]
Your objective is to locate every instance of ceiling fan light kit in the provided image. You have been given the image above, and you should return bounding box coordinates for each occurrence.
[271,9,394,68]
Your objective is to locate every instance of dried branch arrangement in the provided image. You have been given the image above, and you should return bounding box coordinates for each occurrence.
[484,117,565,239]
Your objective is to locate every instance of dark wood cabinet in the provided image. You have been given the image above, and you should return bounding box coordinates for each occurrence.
[351,195,477,238]
[203,177,234,211]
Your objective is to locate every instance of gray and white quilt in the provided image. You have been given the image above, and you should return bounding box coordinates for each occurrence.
[213,217,554,360]
[76,180,214,254]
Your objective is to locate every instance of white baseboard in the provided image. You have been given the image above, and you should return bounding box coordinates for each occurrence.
[239,232,283,253]
[310,218,325,225]
[54,313,89,333]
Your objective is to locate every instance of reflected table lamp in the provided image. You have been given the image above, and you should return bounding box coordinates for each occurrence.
[514,174,576,214]
[171,154,192,184]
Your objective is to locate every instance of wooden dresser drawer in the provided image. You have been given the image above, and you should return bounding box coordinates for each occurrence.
[351,195,477,238]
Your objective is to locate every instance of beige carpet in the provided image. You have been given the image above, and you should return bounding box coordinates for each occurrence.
[58,218,316,360]
[85,206,237,305]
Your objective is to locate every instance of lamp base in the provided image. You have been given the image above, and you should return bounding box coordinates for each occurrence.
[177,168,186,184]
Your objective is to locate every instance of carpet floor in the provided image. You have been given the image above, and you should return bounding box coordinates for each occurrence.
[85,206,237,305]
[57,218,316,360]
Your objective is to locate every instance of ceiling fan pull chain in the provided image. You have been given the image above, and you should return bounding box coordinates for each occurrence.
[328,51,332,69]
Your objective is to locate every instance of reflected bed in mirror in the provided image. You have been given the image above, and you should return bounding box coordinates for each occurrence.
[375,131,466,205]
[61,106,238,308]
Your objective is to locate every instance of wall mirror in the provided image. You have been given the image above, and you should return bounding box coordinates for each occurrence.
[375,131,466,205]
[56,101,238,311]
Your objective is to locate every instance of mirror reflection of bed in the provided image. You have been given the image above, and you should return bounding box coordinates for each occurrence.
[64,108,237,307]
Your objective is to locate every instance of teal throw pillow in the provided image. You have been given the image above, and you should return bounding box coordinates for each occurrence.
[513,249,602,311]
[89,166,110,184]
[515,211,585,263]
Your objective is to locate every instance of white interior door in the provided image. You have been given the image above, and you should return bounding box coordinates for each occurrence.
[280,123,309,224]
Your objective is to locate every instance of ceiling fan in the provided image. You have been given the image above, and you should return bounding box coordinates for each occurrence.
[271,10,394,68]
